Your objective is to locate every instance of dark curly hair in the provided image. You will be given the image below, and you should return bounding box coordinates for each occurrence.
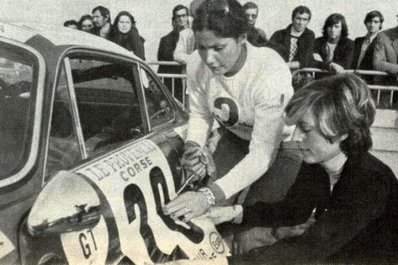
[192,0,248,39]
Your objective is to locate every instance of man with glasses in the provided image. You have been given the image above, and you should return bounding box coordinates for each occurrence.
[243,2,267,47]
[158,5,189,102]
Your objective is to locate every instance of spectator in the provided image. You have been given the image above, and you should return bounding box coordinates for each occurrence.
[63,20,78,29]
[352,10,383,70]
[92,5,111,39]
[313,13,354,73]
[167,74,398,265]
[157,5,189,102]
[373,14,398,75]
[164,0,292,223]
[269,6,314,70]
[243,2,267,47]
[173,27,195,65]
[78,14,94,33]
[109,11,145,60]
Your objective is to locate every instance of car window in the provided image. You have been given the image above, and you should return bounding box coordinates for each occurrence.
[45,65,82,181]
[0,45,36,179]
[69,56,143,155]
[140,67,174,128]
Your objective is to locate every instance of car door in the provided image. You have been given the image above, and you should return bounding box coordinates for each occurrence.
[19,49,228,265]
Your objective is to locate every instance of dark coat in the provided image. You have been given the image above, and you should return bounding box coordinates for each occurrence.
[228,152,398,265]
[156,29,184,101]
[157,29,183,75]
[373,27,398,75]
[247,27,268,47]
[352,36,377,70]
[313,36,354,69]
[109,26,145,60]
[269,25,315,68]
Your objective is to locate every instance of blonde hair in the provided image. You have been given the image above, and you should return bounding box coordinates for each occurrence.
[285,73,376,156]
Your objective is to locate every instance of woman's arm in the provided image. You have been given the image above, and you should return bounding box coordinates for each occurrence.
[228,170,392,265]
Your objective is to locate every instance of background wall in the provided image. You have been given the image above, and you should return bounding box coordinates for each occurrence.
[1,0,397,62]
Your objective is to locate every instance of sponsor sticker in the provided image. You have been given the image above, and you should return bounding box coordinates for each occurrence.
[209,232,225,254]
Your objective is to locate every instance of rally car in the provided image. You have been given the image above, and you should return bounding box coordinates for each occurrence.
[0,23,229,265]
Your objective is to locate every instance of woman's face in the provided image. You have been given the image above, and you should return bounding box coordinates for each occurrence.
[118,15,132,34]
[195,30,244,75]
[81,19,94,32]
[292,109,344,164]
[327,21,342,40]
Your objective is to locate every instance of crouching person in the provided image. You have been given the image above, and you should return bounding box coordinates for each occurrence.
[165,73,398,265]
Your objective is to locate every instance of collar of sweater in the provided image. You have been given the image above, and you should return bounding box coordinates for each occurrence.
[321,152,347,177]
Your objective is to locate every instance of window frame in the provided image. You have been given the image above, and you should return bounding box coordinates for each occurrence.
[44,48,158,174]
[137,62,177,132]
[0,38,45,189]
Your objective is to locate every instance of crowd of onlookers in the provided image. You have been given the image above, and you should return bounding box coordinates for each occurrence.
[64,6,145,60]
[64,3,398,102]
[63,3,398,75]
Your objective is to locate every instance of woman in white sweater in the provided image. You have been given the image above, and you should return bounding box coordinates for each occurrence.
[163,0,293,221]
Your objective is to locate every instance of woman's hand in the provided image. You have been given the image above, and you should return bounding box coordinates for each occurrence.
[181,141,207,181]
[163,191,210,222]
[207,206,241,225]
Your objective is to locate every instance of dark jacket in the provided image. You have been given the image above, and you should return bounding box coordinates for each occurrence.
[247,27,268,47]
[109,26,145,60]
[313,36,354,69]
[228,152,398,265]
[269,25,315,68]
[157,29,183,75]
[373,27,398,75]
[352,36,377,70]
[156,29,184,101]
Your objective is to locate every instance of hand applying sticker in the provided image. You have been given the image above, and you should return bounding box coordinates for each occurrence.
[181,141,207,181]
[163,189,213,222]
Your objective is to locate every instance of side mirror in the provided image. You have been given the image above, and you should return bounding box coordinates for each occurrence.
[27,171,101,236]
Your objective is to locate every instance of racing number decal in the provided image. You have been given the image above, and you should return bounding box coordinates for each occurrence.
[124,167,193,263]
[78,140,227,263]
[213,97,239,126]
[124,184,170,261]
[149,167,204,243]
[79,229,97,259]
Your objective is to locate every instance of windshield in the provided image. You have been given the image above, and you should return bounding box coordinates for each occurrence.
[0,43,37,179]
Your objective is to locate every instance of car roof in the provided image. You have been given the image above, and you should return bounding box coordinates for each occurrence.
[0,22,140,60]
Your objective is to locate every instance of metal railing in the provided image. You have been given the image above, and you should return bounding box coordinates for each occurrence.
[292,68,398,108]
[148,61,187,108]
[148,62,398,110]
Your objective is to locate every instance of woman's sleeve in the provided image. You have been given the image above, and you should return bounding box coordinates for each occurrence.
[241,165,319,228]
[211,58,294,201]
[228,170,392,265]
[185,57,214,146]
